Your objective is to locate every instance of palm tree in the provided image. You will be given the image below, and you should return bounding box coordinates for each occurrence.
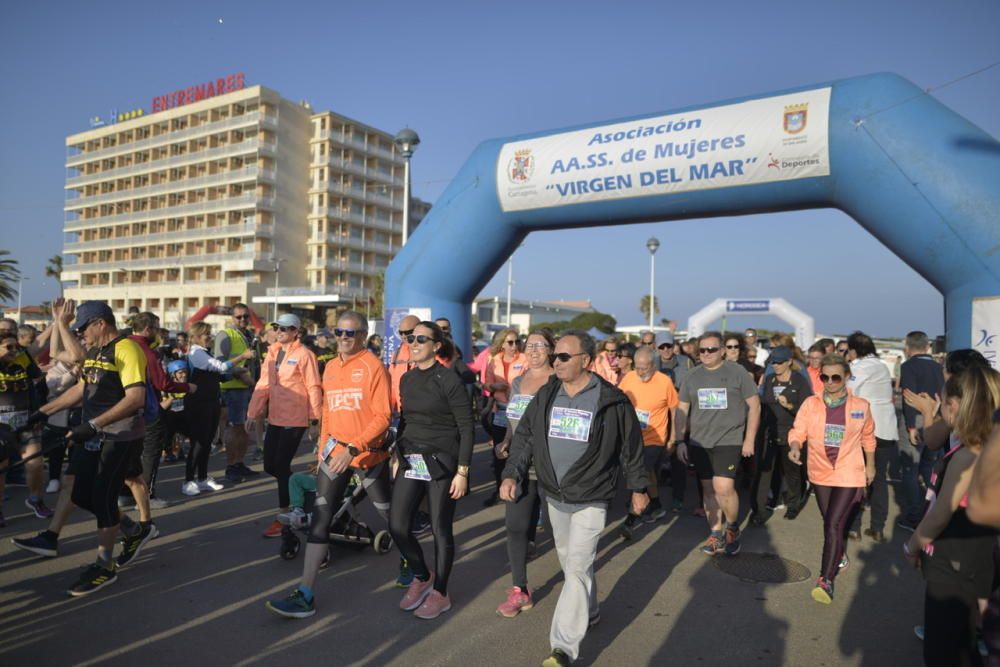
[45,255,64,297]
[639,294,659,323]
[0,250,21,303]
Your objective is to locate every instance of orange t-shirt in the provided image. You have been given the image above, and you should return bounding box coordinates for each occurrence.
[389,343,412,413]
[319,349,392,469]
[618,370,679,446]
[484,352,528,407]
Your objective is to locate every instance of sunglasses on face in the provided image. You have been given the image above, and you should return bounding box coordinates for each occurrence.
[398,328,414,337]
[75,319,100,334]
[820,373,844,383]
[406,334,433,344]
[504,340,518,346]
[658,343,673,350]
[333,328,357,338]
[549,352,587,364]
[772,359,789,365]
[699,347,721,355]
[725,344,741,350]
[837,348,849,354]
[273,325,296,333]
[234,314,250,320]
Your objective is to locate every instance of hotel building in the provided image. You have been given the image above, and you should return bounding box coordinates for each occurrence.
[62,78,428,330]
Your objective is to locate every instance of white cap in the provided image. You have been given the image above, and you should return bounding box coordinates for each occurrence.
[276,313,301,329]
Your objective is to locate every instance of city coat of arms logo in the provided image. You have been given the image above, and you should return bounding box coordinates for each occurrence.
[784,103,808,134]
[508,149,535,183]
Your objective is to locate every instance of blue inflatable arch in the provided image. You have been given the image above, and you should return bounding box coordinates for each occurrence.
[386,73,1000,354]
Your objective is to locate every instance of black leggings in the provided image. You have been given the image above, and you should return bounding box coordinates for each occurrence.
[505,478,541,590]
[43,424,69,481]
[813,484,863,582]
[263,425,306,508]
[389,467,457,595]
[71,439,141,529]
[186,410,220,483]
[489,422,507,489]
[308,460,392,544]
[923,580,984,667]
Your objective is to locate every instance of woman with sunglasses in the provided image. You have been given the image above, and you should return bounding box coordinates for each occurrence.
[615,342,637,384]
[903,365,1000,666]
[592,337,619,385]
[483,327,527,506]
[787,353,876,604]
[494,328,556,618]
[390,321,474,619]
[248,313,323,537]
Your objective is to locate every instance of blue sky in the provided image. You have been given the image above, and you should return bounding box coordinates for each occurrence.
[1,0,997,337]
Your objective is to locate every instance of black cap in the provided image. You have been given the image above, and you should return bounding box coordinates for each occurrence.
[71,301,114,332]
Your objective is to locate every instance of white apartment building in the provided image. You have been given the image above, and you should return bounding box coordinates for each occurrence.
[61,77,429,331]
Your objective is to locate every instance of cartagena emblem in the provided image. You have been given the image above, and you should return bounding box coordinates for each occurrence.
[508,149,535,183]
[784,103,808,134]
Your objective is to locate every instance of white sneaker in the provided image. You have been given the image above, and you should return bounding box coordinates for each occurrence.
[197,477,224,492]
[181,481,201,496]
[148,497,170,510]
[46,479,61,494]
[278,508,307,529]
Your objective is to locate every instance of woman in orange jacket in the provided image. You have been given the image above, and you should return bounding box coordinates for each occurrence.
[787,353,876,605]
[248,314,323,536]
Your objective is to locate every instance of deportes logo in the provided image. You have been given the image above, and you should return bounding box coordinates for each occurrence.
[783,103,808,134]
[508,149,535,183]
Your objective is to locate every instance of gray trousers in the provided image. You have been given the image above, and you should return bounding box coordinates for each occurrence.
[547,500,606,661]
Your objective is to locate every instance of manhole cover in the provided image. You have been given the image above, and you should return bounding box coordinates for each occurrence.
[712,552,811,583]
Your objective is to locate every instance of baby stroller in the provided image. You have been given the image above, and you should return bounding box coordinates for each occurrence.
[280,430,396,560]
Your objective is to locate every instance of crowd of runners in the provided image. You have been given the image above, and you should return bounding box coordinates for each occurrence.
[2,300,999,666]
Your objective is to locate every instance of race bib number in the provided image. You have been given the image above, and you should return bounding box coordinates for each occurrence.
[506,394,533,422]
[493,410,509,428]
[548,407,593,442]
[697,388,728,410]
[0,411,28,430]
[772,386,786,399]
[635,409,651,430]
[823,424,845,448]
[404,454,432,481]
[84,437,102,452]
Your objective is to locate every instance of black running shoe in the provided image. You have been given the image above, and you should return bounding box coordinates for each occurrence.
[235,462,261,477]
[12,531,58,558]
[117,523,159,569]
[67,563,118,597]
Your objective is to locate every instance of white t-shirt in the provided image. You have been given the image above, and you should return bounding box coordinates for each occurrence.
[848,355,897,441]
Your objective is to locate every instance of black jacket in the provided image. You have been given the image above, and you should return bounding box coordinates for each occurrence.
[502,373,647,504]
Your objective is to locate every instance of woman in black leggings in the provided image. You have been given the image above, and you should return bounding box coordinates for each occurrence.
[390,321,474,620]
[184,322,252,496]
[495,329,555,618]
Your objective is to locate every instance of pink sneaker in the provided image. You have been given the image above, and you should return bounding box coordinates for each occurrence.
[399,575,434,611]
[413,590,451,619]
[496,586,533,618]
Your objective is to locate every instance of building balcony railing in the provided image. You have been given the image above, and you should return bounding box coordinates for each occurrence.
[314,130,398,162]
[65,167,269,208]
[322,157,402,187]
[317,181,401,210]
[308,233,395,255]
[66,112,276,167]
[320,259,370,273]
[64,193,273,230]
[71,250,259,272]
[308,207,402,234]
[63,222,273,253]
[66,139,276,188]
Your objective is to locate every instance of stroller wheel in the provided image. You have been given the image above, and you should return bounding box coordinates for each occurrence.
[280,529,300,560]
[373,530,394,554]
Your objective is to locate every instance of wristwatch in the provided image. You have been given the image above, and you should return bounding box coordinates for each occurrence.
[457,465,470,477]
[344,443,360,457]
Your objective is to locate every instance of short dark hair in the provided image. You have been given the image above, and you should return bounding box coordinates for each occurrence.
[527,327,557,351]
[699,331,723,346]
[617,342,637,360]
[131,312,159,333]
[434,317,452,327]
[945,349,988,377]
[808,342,825,354]
[561,328,597,361]
[846,331,877,357]
[905,331,930,350]
[232,303,249,312]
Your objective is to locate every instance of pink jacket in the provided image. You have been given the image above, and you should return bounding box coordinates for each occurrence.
[788,394,876,488]
[248,340,323,427]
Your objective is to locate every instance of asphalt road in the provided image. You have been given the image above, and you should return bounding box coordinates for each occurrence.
[0,441,924,666]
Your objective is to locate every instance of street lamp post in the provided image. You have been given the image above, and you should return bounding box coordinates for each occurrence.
[394,128,420,246]
[646,238,660,330]
[271,256,285,322]
[15,276,29,324]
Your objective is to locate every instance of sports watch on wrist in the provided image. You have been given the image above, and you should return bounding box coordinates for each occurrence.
[344,443,360,457]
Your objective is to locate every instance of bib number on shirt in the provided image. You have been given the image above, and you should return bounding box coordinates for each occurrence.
[635,409,651,430]
[548,407,594,442]
[404,454,432,481]
[505,394,532,422]
[697,388,728,410]
[0,411,28,431]
[492,410,509,428]
[321,437,337,461]
[823,424,845,448]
